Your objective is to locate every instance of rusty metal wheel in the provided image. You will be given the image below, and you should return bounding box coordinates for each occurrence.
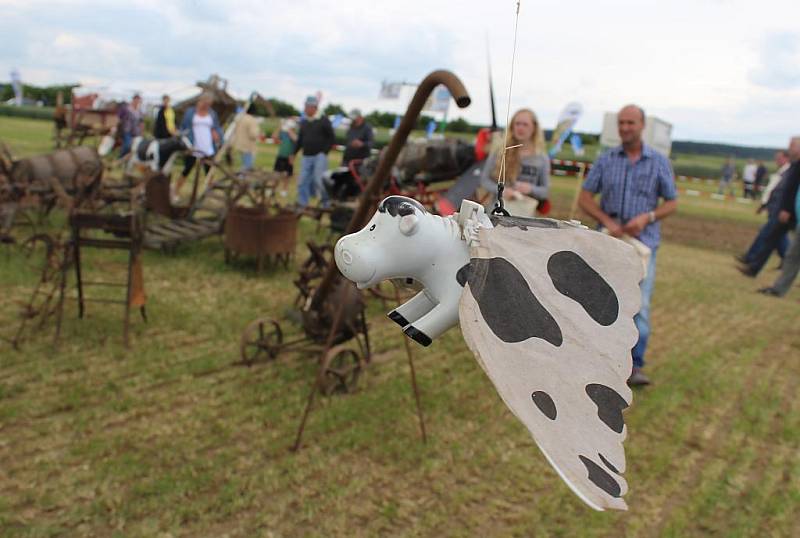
[319,345,363,396]
[239,317,283,365]
[367,278,419,305]
[19,234,57,277]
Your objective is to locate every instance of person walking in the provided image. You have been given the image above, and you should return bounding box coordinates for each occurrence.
[738,137,800,278]
[717,157,736,196]
[736,151,791,268]
[230,103,261,173]
[578,104,678,386]
[174,93,224,200]
[294,96,334,208]
[758,174,800,297]
[118,94,144,157]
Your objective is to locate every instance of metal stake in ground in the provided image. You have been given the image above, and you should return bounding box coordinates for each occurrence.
[397,284,427,444]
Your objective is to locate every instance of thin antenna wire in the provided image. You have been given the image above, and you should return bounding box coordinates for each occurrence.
[498,0,521,188]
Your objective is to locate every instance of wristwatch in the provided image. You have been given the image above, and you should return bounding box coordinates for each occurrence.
[648,211,656,223]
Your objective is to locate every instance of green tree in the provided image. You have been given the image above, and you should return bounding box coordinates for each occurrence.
[366,110,397,128]
[447,117,472,133]
[267,98,299,117]
[323,103,346,116]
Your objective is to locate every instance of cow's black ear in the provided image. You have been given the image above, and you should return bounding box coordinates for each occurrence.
[398,203,416,217]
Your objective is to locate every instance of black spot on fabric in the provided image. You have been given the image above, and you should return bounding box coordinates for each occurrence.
[404,325,432,347]
[547,251,619,326]
[378,196,426,217]
[490,215,561,230]
[531,391,557,420]
[579,455,621,498]
[387,310,409,327]
[456,263,471,287]
[598,453,620,475]
[466,257,562,346]
[585,384,628,434]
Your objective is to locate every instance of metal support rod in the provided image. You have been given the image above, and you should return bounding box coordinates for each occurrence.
[397,287,427,443]
[291,292,349,452]
[568,163,588,221]
[309,70,471,312]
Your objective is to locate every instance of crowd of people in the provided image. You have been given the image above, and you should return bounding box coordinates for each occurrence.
[737,137,800,298]
[110,90,798,388]
[717,156,770,199]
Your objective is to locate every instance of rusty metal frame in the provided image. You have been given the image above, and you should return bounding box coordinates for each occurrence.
[290,70,471,450]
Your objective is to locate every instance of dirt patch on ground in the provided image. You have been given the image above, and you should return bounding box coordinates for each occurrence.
[660,212,759,254]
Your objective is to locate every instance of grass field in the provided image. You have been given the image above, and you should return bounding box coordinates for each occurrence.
[1,117,799,537]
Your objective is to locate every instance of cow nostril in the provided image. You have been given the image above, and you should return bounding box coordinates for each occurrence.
[341,251,353,265]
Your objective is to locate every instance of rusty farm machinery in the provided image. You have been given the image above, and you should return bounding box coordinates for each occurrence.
[235,70,471,449]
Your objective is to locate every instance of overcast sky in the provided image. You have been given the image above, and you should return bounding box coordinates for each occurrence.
[1,0,797,146]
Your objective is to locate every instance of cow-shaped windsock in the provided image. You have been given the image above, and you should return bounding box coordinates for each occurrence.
[335,195,645,511]
[335,196,476,346]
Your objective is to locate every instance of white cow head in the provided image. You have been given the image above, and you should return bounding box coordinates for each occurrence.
[334,196,435,289]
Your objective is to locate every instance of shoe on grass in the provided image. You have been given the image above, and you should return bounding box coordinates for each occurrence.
[736,264,757,277]
[757,287,781,297]
[627,367,651,387]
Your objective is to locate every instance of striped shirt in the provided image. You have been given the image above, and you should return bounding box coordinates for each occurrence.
[582,144,677,250]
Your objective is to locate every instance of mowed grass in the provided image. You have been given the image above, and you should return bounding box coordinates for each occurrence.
[1,117,799,537]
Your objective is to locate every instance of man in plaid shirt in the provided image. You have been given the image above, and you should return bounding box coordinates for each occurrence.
[578,105,678,386]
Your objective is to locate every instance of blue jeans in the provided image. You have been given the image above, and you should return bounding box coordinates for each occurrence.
[632,249,658,369]
[240,152,254,171]
[297,153,329,208]
[744,216,789,263]
[120,132,133,158]
[748,220,792,274]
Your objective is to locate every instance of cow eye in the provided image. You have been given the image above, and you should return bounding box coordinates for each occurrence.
[369,224,376,231]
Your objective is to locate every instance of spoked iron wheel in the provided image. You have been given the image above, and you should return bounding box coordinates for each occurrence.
[319,345,363,396]
[367,278,418,305]
[239,317,283,365]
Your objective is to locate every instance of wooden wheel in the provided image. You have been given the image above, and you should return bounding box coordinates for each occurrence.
[319,345,363,396]
[239,317,283,365]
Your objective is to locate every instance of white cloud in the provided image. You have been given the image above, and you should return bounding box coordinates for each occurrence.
[0,0,797,145]
[749,32,800,90]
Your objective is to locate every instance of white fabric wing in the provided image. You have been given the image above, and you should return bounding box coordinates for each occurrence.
[458,219,644,511]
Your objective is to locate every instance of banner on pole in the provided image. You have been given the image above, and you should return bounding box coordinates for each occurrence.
[549,102,583,157]
[10,69,22,106]
[379,80,404,99]
[570,133,585,156]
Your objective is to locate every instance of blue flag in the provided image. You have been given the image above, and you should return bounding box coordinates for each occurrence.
[570,133,583,151]
[426,120,437,138]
